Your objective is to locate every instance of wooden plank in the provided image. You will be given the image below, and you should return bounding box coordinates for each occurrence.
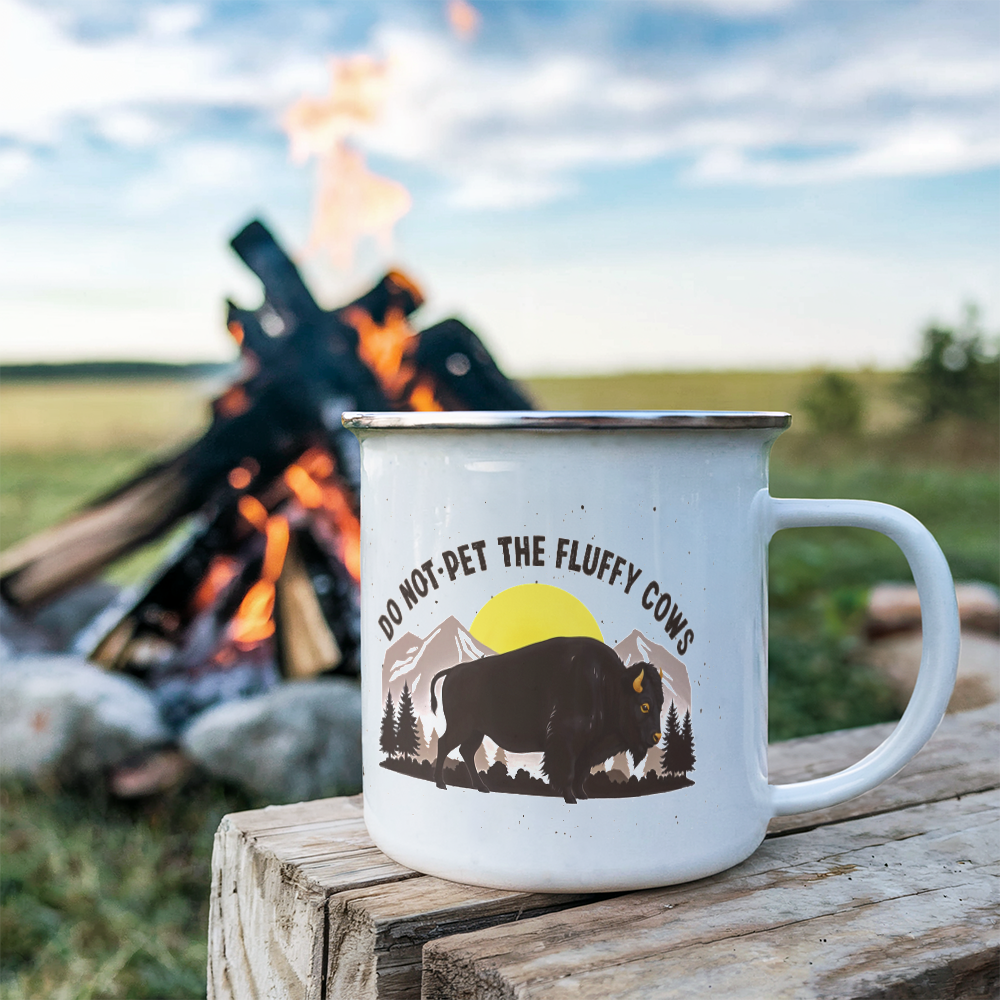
[767,704,999,835]
[207,795,418,1000]
[209,708,998,1000]
[207,797,599,1000]
[421,790,999,1000]
[326,878,603,1000]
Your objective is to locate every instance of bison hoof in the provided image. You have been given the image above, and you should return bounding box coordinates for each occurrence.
[476,785,490,794]
[563,792,577,804]
[435,781,447,790]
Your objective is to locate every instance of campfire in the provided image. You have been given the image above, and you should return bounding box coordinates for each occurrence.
[0,219,532,731]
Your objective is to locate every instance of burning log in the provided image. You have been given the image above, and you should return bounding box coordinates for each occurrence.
[0,223,419,609]
[2,218,533,730]
[415,319,534,411]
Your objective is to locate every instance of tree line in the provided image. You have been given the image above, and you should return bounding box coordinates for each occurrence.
[380,686,696,780]
[659,701,696,776]
[380,683,420,761]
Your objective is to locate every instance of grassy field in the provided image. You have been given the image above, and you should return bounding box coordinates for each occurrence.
[1,372,997,998]
[528,368,910,434]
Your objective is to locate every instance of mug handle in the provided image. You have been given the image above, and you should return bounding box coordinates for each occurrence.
[765,496,960,817]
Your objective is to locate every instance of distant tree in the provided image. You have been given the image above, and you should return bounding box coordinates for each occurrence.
[799,372,865,435]
[494,746,507,770]
[396,683,419,761]
[487,759,509,783]
[425,726,439,765]
[903,306,999,423]
[660,702,683,775]
[379,690,397,758]
[680,710,696,774]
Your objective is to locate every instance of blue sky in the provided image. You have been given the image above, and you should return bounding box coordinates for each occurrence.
[1,0,997,374]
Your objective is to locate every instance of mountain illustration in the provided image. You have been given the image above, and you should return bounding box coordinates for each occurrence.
[382,621,693,782]
[382,616,495,720]
[614,629,691,716]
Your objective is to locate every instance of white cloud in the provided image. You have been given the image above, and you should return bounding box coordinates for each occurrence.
[94,109,166,147]
[652,0,801,14]
[0,0,304,144]
[0,0,996,212]
[0,147,32,189]
[349,12,1000,207]
[430,249,1000,376]
[145,3,204,38]
[123,140,264,213]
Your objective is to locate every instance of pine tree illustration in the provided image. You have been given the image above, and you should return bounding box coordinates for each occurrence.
[379,690,397,758]
[681,709,696,774]
[396,683,419,761]
[660,701,682,775]
[494,746,507,769]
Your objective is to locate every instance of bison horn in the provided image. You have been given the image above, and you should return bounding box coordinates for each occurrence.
[633,669,644,693]
[658,668,663,679]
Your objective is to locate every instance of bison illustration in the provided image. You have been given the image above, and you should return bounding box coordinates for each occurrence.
[429,635,664,803]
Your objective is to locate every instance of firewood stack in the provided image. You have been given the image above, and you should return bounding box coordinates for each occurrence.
[0,220,533,730]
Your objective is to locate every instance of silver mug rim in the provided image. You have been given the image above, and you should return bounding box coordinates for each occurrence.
[342,410,792,431]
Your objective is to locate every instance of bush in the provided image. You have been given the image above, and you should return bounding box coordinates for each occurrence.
[798,372,865,435]
[902,306,999,424]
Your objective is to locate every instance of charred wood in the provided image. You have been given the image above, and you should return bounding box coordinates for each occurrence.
[414,319,534,410]
[0,246,414,609]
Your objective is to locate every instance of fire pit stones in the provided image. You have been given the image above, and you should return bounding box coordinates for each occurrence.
[0,219,532,799]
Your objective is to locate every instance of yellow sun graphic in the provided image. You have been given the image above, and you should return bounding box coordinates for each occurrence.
[469,584,603,653]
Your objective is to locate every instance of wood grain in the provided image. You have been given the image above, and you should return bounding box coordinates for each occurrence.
[421,790,999,999]
[767,704,999,835]
[207,795,417,1000]
[326,877,604,1000]
[208,708,999,1000]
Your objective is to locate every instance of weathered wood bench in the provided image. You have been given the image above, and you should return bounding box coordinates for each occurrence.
[208,706,999,999]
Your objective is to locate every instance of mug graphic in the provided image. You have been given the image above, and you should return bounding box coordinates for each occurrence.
[344,411,959,893]
[380,589,691,805]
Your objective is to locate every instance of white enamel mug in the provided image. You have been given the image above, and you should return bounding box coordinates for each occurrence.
[342,411,959,892]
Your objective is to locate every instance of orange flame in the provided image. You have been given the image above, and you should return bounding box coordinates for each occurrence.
[408,379,444,412]
[447,0,480,39]
[341,305,443,410]
[230,503,291,649]
[283,55,390,162]
[344,304,414,398]
[230,579,277,646]
[217,386,251,419]
[261,516,290,582]
[284,449,362,582]
[191,555,241,614]
[284,55,411,269]
[238,495,269,533]
[228,466,252,490]
[309,145,411,270]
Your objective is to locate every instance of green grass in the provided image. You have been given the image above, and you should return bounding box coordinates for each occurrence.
[0,779,260,1000]
[526,368,911,434]
[1,373,997,998]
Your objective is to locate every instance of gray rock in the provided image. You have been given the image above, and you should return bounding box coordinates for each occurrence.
[0,599,57,656]
[181,678,362,802]
[0,655,171,781]
[33,581,121,651]
[864,628,1000,714]
[867,581,1000,637]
